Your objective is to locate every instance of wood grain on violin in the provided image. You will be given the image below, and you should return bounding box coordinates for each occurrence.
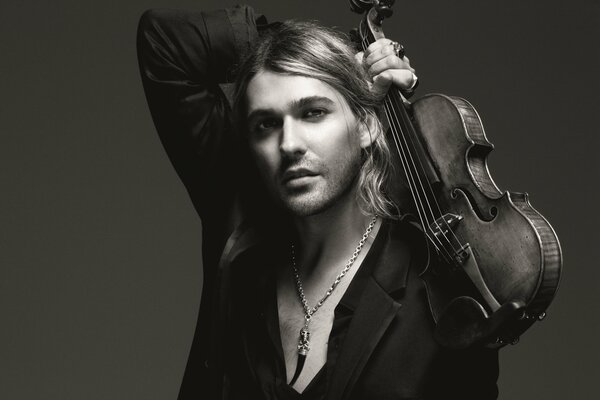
[351,0,562,348]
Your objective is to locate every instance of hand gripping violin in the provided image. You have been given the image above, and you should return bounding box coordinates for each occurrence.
[350,0,562,348]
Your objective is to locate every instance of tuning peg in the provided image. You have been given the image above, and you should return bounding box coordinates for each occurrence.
[349,0,373,14]
[375,0,394,19]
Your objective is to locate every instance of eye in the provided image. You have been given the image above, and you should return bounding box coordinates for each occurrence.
[251,117,281,135]
[304,108,327,119]
[258,118,280,130]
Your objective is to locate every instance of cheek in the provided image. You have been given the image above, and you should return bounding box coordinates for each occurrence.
[249,140,280,177]
[316,122,361,162]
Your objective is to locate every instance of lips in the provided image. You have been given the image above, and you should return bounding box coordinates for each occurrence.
[281,168,318,184]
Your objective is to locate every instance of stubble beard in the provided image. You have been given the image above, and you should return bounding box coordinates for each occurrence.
[278,153,362,217]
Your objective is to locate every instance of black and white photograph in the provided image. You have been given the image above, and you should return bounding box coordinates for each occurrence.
[1,1,598,399]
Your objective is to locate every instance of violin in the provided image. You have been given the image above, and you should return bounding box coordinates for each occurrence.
[350,0,562,348]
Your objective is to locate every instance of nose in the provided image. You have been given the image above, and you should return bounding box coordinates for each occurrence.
[279,118,307,158]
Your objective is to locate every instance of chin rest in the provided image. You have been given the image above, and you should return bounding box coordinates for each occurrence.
[433,296,526,349]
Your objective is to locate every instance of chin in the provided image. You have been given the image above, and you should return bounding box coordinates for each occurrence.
[275,169,359,217]
[280,191,344,217]
[285,203,327,217]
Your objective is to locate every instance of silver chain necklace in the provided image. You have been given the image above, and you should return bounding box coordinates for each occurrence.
[288,215,377,385]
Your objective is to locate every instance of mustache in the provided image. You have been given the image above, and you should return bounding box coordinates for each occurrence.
[278,158,322,181]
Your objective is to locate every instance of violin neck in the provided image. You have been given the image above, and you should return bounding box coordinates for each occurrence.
[356,7,454,261]
[358,31,439,225]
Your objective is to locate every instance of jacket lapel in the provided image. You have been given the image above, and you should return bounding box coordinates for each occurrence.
[327,278,401,400]
[327,220,417,400]
[220,219,423,400]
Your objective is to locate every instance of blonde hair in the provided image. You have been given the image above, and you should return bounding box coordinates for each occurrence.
[233,20,398,219]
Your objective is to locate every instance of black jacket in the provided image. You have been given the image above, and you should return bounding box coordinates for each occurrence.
[136,6,499,399]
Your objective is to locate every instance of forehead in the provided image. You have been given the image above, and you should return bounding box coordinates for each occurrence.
[245,70,349,114]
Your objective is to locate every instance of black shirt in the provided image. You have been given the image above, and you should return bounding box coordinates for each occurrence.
[250,221,391,400]
[137,6,500,399]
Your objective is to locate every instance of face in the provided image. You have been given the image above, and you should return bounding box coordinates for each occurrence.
[245,70,371,217]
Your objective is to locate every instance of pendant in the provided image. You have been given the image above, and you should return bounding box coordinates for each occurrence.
[289,326,310,385]
[298,326,311,355]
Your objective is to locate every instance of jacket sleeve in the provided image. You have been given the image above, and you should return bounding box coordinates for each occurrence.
[136,7,261,399]
[136,6,260,225]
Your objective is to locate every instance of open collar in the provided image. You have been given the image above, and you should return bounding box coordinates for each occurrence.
[221,216,426,400]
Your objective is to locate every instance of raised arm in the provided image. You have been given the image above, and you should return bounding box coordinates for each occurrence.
[137,6,260,227]
[136,7,262,399]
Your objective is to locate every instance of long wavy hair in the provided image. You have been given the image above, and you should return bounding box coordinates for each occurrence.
[233,20,398,219]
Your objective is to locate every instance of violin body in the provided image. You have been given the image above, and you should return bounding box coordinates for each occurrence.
[408,94,562,347]
[351,0,562,348]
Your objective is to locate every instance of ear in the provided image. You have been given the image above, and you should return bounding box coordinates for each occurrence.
[357,112,381,149]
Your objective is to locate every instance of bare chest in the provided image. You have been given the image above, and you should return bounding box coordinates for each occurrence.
[276,266,358,393]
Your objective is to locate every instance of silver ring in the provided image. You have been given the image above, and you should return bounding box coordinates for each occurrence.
[404,72,419,98]
[391,41,405,58]
[409,72,418,91]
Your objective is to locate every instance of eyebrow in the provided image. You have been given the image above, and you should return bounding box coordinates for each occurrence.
[246,96,336,121]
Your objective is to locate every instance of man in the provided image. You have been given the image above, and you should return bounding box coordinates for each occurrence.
[137,5,499,399]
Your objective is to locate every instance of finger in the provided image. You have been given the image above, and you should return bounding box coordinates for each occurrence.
[365,44,412,68]
[368,55,415,77]
[373,69,417,91]
[365,43,397,66]
[363,38,395,58]
[354,51,365,65]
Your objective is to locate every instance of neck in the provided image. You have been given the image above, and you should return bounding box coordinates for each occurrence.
[291,191,379,278]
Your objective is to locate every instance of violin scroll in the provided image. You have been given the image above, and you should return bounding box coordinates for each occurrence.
[350,0,396,13]
[349,0,373,13]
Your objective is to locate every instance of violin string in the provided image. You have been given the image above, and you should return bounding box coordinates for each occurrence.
[359,39,433,230]
[384,90,463,258]
[386,88,465,258]
[382,104,438,236]
[359,38,452,260]
[358,39,435,239]
[381,98,455,262]
[385,94,463,260]
[383,97,440,226]
[361,34,462,257]
[360,35,460,261]
[381,101,450,261]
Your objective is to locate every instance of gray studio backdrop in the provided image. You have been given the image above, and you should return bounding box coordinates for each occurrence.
[1,0,598,399]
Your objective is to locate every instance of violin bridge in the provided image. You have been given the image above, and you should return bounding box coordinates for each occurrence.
[430,213,463,235]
